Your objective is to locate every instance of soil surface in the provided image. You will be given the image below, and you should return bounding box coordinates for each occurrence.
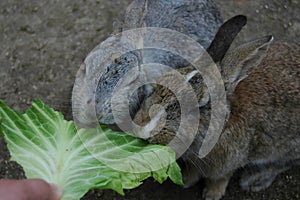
[0,0,299,199]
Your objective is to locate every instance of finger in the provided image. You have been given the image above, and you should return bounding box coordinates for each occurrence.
[0,179,62,200]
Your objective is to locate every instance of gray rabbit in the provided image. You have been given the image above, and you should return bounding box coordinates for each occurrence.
[133,31,300,200]
[72,0,222,127]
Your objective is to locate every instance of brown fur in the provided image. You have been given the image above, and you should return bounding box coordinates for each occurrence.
[134,40,300,200]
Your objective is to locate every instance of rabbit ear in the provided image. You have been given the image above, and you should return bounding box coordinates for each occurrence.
[199,87,210,107]
[207,15,247,63]
[185,70,210,108]
[184,70,210,107]
[124,0,148,29]
[221,35,274,93]
[185,70,199,83]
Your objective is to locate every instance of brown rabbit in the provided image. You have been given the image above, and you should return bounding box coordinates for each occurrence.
[133,36,300,200]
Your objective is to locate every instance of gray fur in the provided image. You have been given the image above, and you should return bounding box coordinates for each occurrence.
[72,0,222,126]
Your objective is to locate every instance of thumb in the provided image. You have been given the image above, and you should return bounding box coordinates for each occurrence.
[0,179,62,200]
[21,179,62,200]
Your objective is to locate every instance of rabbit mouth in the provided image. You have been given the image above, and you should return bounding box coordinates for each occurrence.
[148,132,176,145]
[107,123,123,132]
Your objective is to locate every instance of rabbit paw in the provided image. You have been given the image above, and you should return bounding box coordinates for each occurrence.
[240,166,289,192]
[181,165,201,188]
[202,177,230,200]
[202,187,225,200]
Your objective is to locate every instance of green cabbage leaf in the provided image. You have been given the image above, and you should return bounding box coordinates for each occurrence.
[0,99,182,200]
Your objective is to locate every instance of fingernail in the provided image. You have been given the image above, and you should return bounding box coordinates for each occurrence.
[51,184,63,199]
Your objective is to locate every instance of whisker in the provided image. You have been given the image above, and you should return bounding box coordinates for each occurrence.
[172,134,215,172]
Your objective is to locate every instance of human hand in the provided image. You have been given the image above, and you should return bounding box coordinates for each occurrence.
[0,179,62,200]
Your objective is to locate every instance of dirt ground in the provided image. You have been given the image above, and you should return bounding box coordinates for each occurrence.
[0,0,299,199]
